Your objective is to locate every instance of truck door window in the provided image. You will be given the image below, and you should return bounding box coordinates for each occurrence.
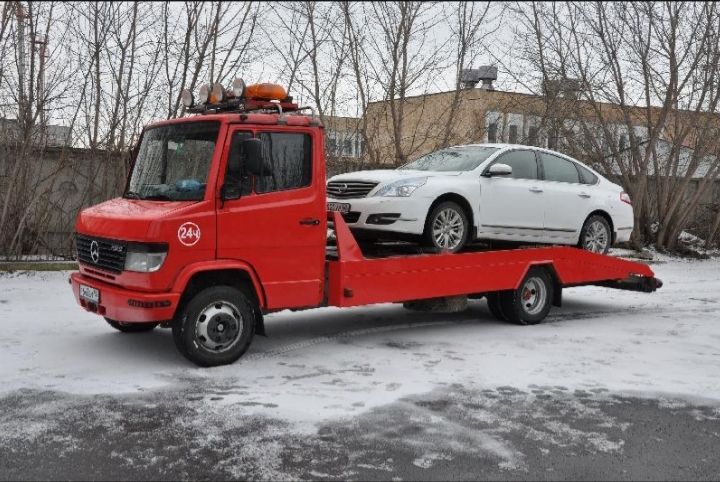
[227,131,253,196]
[255,132,312,194]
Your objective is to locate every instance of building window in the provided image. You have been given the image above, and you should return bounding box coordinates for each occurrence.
[326,137,337,154]
[528,126,539,146]
[548,128,558,149]
[508,125,518,144]
[487,122,498,143]
[343,138,353,156]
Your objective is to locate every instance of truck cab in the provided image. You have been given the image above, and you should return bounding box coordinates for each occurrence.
[71,81,329,364]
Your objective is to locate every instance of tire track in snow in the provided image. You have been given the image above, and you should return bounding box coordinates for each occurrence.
[244,320,459,361]
[244,302,718,360]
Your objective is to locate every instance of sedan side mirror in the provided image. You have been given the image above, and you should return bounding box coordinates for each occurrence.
[242,138,272,177]
[484,163,513,177]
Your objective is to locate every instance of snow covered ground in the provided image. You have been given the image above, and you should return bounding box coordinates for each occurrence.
[1,256,720,479]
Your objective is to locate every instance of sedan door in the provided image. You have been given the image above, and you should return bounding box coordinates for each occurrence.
[537,151,592,242]
[478,149,546,241]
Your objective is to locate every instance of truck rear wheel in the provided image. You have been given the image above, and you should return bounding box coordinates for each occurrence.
[172,286,256,367]
[499,267,554,325]
[105,318,158,333]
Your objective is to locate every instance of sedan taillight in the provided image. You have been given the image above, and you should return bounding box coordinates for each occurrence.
[620,191,632,205]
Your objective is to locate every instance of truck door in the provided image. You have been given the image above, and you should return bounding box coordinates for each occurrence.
[217,126,327,309]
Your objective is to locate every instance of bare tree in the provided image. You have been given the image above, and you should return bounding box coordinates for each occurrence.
[505,1,720,249]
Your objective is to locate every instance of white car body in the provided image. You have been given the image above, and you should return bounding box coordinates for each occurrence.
[327,144,634,247]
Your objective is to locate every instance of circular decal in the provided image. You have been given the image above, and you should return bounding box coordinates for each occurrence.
[178,222,201,247]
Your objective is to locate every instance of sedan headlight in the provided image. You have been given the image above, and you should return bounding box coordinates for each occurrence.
[124,243,168,272]
[373,177,427,197]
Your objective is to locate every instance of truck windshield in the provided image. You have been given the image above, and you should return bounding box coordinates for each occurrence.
[125,121,220,201]
[399,146,499,172]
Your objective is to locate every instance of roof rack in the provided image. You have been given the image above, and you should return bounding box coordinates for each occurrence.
[187,97,299,115]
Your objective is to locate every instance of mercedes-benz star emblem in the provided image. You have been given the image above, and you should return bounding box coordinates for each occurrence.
[90,240,100,263]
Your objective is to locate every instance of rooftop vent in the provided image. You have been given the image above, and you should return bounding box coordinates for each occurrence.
[542,78,581,99]
[460,65,498,90]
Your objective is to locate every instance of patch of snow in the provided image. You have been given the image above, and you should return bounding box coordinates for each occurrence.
[1,258,720,432]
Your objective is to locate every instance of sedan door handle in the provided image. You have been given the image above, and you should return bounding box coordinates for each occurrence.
[528,187,543,193]
[299,218,320,226]
[578,192,591,198]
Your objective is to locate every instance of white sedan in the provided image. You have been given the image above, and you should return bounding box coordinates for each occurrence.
[326,144,634,254]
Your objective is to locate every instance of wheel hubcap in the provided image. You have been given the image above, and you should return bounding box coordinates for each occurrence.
[432,208,464,250]
[521,277,546,315]
[195,301,243,352]
[584,220,609,253]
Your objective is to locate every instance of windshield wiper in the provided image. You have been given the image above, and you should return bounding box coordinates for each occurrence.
[142,194,174,201]
[124,191,141,199]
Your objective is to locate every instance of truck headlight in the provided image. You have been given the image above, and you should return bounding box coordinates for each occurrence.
[124,243,168,272]
[373,177,427,197]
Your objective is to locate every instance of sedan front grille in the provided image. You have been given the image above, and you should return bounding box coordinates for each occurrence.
[75,234,127,274]
[327,180,378,199]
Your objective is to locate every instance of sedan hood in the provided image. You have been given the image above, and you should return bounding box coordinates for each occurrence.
[329,169,464,184]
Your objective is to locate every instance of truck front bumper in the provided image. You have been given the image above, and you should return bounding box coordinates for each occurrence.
[70,272,180,323]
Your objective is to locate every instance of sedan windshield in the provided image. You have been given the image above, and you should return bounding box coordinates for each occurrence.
[399,146,499,172]
[125,121,220,201]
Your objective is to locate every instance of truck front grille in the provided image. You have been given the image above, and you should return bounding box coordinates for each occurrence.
[327,180,378,199]
[75,234,127,274]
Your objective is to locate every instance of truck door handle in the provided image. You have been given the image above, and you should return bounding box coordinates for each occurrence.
[529,187,543,193]
[299,218,320,226]
[578,192,591,198]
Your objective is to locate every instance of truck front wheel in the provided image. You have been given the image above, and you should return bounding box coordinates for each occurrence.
[172,286,256,367]
[105,318,158,333]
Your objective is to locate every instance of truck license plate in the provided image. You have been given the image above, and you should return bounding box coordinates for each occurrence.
[327,202,351,214]
[79,284,100,304]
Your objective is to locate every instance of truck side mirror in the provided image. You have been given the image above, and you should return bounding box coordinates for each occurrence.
[221,183,241,200]
[242,138,272,177]
[484,163,513,177]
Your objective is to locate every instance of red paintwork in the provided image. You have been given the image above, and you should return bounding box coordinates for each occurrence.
[326,212,654,307]
[70,111,658,325]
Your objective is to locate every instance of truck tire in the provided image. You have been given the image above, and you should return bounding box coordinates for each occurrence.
[499,267,554,325]
[104,318,158,333]
[423,201,469,253]
[172,286,256,367]
[486,292,509,321]
[578,215,612,254]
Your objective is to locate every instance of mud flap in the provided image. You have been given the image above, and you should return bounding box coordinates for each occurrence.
[255,308,266,336]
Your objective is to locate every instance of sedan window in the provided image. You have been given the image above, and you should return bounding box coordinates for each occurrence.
[576,163,599,185]
[540,152,580,183]
[399,146,499,171]
[493,150,538,180]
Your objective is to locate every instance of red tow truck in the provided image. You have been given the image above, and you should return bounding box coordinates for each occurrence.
[69,80,662,366]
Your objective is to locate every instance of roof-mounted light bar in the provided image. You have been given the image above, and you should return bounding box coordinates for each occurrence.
[180,78,296,114]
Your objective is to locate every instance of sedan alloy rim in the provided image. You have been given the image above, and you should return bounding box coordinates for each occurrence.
[432,208,464,250]
[584,220,609,253]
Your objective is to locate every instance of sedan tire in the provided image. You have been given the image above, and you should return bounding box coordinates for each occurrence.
[579,215,612,254]
[423,201,469,253]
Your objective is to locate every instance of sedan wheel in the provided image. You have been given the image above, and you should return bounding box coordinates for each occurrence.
[424,201,468,253]
[579,215,611,254]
